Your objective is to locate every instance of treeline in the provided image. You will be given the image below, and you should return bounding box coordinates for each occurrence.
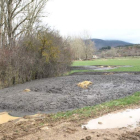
[100,46,111,50]
[0,0,72,88]
[68,37,96,60]
[98,45,140,58]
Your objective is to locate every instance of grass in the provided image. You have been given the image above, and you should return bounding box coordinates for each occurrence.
[70,57,140,74]
[52,92,140,120]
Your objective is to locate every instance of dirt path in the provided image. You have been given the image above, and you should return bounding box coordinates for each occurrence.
[0,73,140,117]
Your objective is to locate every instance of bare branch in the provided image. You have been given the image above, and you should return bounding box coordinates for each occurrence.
[11,0,22,17]
[12,0,34,19]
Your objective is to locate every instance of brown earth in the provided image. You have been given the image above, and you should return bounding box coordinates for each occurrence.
[0,105,140,140]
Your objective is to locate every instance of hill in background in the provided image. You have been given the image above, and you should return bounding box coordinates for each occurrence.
[97,44,140,58]
[91,39,133,49]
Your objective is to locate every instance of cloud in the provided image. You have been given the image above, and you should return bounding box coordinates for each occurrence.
[43,0,140,43]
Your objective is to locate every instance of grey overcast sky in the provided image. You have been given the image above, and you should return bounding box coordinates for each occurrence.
[43,0,140,43]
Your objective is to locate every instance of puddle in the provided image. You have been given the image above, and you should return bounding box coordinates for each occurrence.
[0,112,19,124]
[82,108,140,130]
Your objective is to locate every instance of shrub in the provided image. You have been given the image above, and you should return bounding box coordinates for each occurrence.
[0,28,72,88]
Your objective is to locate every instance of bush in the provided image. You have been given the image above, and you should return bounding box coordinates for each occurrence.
[0,28,72,88]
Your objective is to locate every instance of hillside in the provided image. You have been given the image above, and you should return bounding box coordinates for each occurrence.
[91,39,133,49]
[98,44,140,58]
[116,44,140,48]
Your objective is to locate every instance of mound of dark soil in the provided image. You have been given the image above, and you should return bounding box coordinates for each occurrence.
[0,73,140,116]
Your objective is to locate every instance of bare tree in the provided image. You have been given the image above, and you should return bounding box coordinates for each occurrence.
[81,31,96,60]
[0,0,5,48]
[68,33,96,60]
[0,0,48,48]
[84,39,95,59]
[68,37,85,60]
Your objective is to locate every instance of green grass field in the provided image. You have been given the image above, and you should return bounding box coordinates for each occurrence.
[71,57,140,74]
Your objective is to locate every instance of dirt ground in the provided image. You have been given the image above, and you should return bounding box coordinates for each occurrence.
[0,106,140,140]
[18,124,140,140]
[0,71,140,139]
[0,72,140,117]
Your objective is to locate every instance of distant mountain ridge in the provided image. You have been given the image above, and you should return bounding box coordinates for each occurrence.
[91,39,133,49]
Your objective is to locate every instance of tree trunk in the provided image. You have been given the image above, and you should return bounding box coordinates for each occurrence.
[7,0,13,48]
[0,0,4,48]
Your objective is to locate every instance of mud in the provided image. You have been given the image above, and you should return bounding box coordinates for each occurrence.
[0,73,140,117]
[70,65,132,71]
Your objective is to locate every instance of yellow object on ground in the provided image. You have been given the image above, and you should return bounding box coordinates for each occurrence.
[77,81,92,89]
[24,89,31,92]
[0,112,19,124]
